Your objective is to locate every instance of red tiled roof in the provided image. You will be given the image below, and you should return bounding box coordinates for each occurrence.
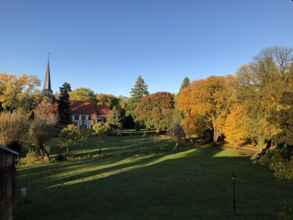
[98,106,111,115]
[70,101,97,115]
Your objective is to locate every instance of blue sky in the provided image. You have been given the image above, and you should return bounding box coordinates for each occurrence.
[0,0,293,96]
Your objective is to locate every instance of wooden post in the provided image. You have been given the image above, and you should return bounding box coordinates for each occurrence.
[232,172,237,215]
[0,146,19,220]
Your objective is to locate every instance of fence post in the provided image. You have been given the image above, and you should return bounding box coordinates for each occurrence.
[232,172,237,215]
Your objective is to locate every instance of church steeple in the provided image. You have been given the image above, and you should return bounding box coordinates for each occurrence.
[43,55,53,96]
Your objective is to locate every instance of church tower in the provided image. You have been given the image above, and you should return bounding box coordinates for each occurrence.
[42,57,53,97]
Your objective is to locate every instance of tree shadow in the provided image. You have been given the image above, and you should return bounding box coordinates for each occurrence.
[16,146,293,220]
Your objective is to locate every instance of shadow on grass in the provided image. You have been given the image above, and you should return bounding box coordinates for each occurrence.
[16,146,293,220]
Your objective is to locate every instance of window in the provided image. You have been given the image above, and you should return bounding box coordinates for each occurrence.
[74,115,79,121]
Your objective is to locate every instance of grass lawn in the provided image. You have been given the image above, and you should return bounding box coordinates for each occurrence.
[16,135,293,220]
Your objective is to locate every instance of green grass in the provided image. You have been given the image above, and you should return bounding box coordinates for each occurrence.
[16,135,293,220]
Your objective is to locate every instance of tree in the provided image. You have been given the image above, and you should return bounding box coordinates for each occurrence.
[130,75,149,101]
[171,123,186,150]
[107,107,122,130]
[58,83,72,126]
[70,87,95,101]
[92,122,110,137]
[34,99,58,124]
[223,104,251,146]
[0,74,41,111]
[29,118,57,160]
[134,92,175,131]
[0,111,28,150]
[59,124,83,155]
[256,47,293,73]
[96,93,119,109]
[62,82,72,93]
[177,76,236,143]
[181,114,210,140]
[236,57,284,147]
[179,77,190,92]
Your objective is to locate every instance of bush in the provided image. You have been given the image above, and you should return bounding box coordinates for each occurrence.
[92,123,109,137]
[270,157,293,180]
[169,123,186,150]
[258,149,293,180]
[20,151,43,166]
[29,118,57,160]
[59,124,83,154]
[0,111,28,146]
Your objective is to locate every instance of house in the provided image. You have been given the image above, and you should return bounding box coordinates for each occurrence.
[0,146,19,220]
[97,106,111,122]
[71,101,110,128]
[41,57,111,129]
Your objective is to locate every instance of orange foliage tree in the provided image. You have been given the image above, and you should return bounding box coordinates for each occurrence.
[134,92,174,131]
[223,104,251,146]
[176,76,236,143]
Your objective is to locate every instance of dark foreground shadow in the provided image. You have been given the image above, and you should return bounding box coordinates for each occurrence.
[16,146,293,220]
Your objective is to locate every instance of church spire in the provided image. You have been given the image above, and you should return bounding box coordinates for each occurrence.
[43,54,53,96]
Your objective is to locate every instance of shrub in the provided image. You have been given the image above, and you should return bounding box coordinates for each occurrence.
[29,118,58,160]
[270,157,293,180]
[170,123,186,150]
[59,124,83,155]
[20,151,43,166]
[93,123,109,137]
[258,149,293,180]
[0,111,28,147]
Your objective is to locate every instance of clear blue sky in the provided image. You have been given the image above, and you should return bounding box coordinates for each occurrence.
[0,0,293,96]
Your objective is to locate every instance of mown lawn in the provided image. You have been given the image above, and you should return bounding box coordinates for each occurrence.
[16,135,293,220]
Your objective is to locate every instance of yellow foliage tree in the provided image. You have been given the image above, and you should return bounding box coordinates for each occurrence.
[223,104,250,146]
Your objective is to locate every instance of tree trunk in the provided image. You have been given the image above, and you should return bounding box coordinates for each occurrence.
[40,144,50,160]
[213,129,220,143]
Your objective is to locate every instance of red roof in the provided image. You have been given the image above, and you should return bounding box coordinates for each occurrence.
[98,106,111,115]
[70,101,97,115]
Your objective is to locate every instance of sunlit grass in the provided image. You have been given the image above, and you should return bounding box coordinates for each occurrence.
[16,135,293,220]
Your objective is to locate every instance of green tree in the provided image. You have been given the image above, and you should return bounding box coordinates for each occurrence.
[59,124,83,155]
[58,83,72,126]
[107,107,122,130]
[179,77,190,92]
[130,75,149,101]
[70,87,95,101]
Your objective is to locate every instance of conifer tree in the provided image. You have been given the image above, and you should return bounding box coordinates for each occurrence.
[179,77,190,92]
[130,75,149,101]
[58,82,72,126]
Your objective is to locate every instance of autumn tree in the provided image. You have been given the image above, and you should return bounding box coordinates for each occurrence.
[223,104,251,146]
[256,47,293,73]
[0,111,28,151]
[0,74,41,111]
[28,100,59,160]
[70,87,95,101]
[96,93,119,109]
[177,76,236,143]
[134,92,175,131]
[236,56,286,147]
[34,99,59,124]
